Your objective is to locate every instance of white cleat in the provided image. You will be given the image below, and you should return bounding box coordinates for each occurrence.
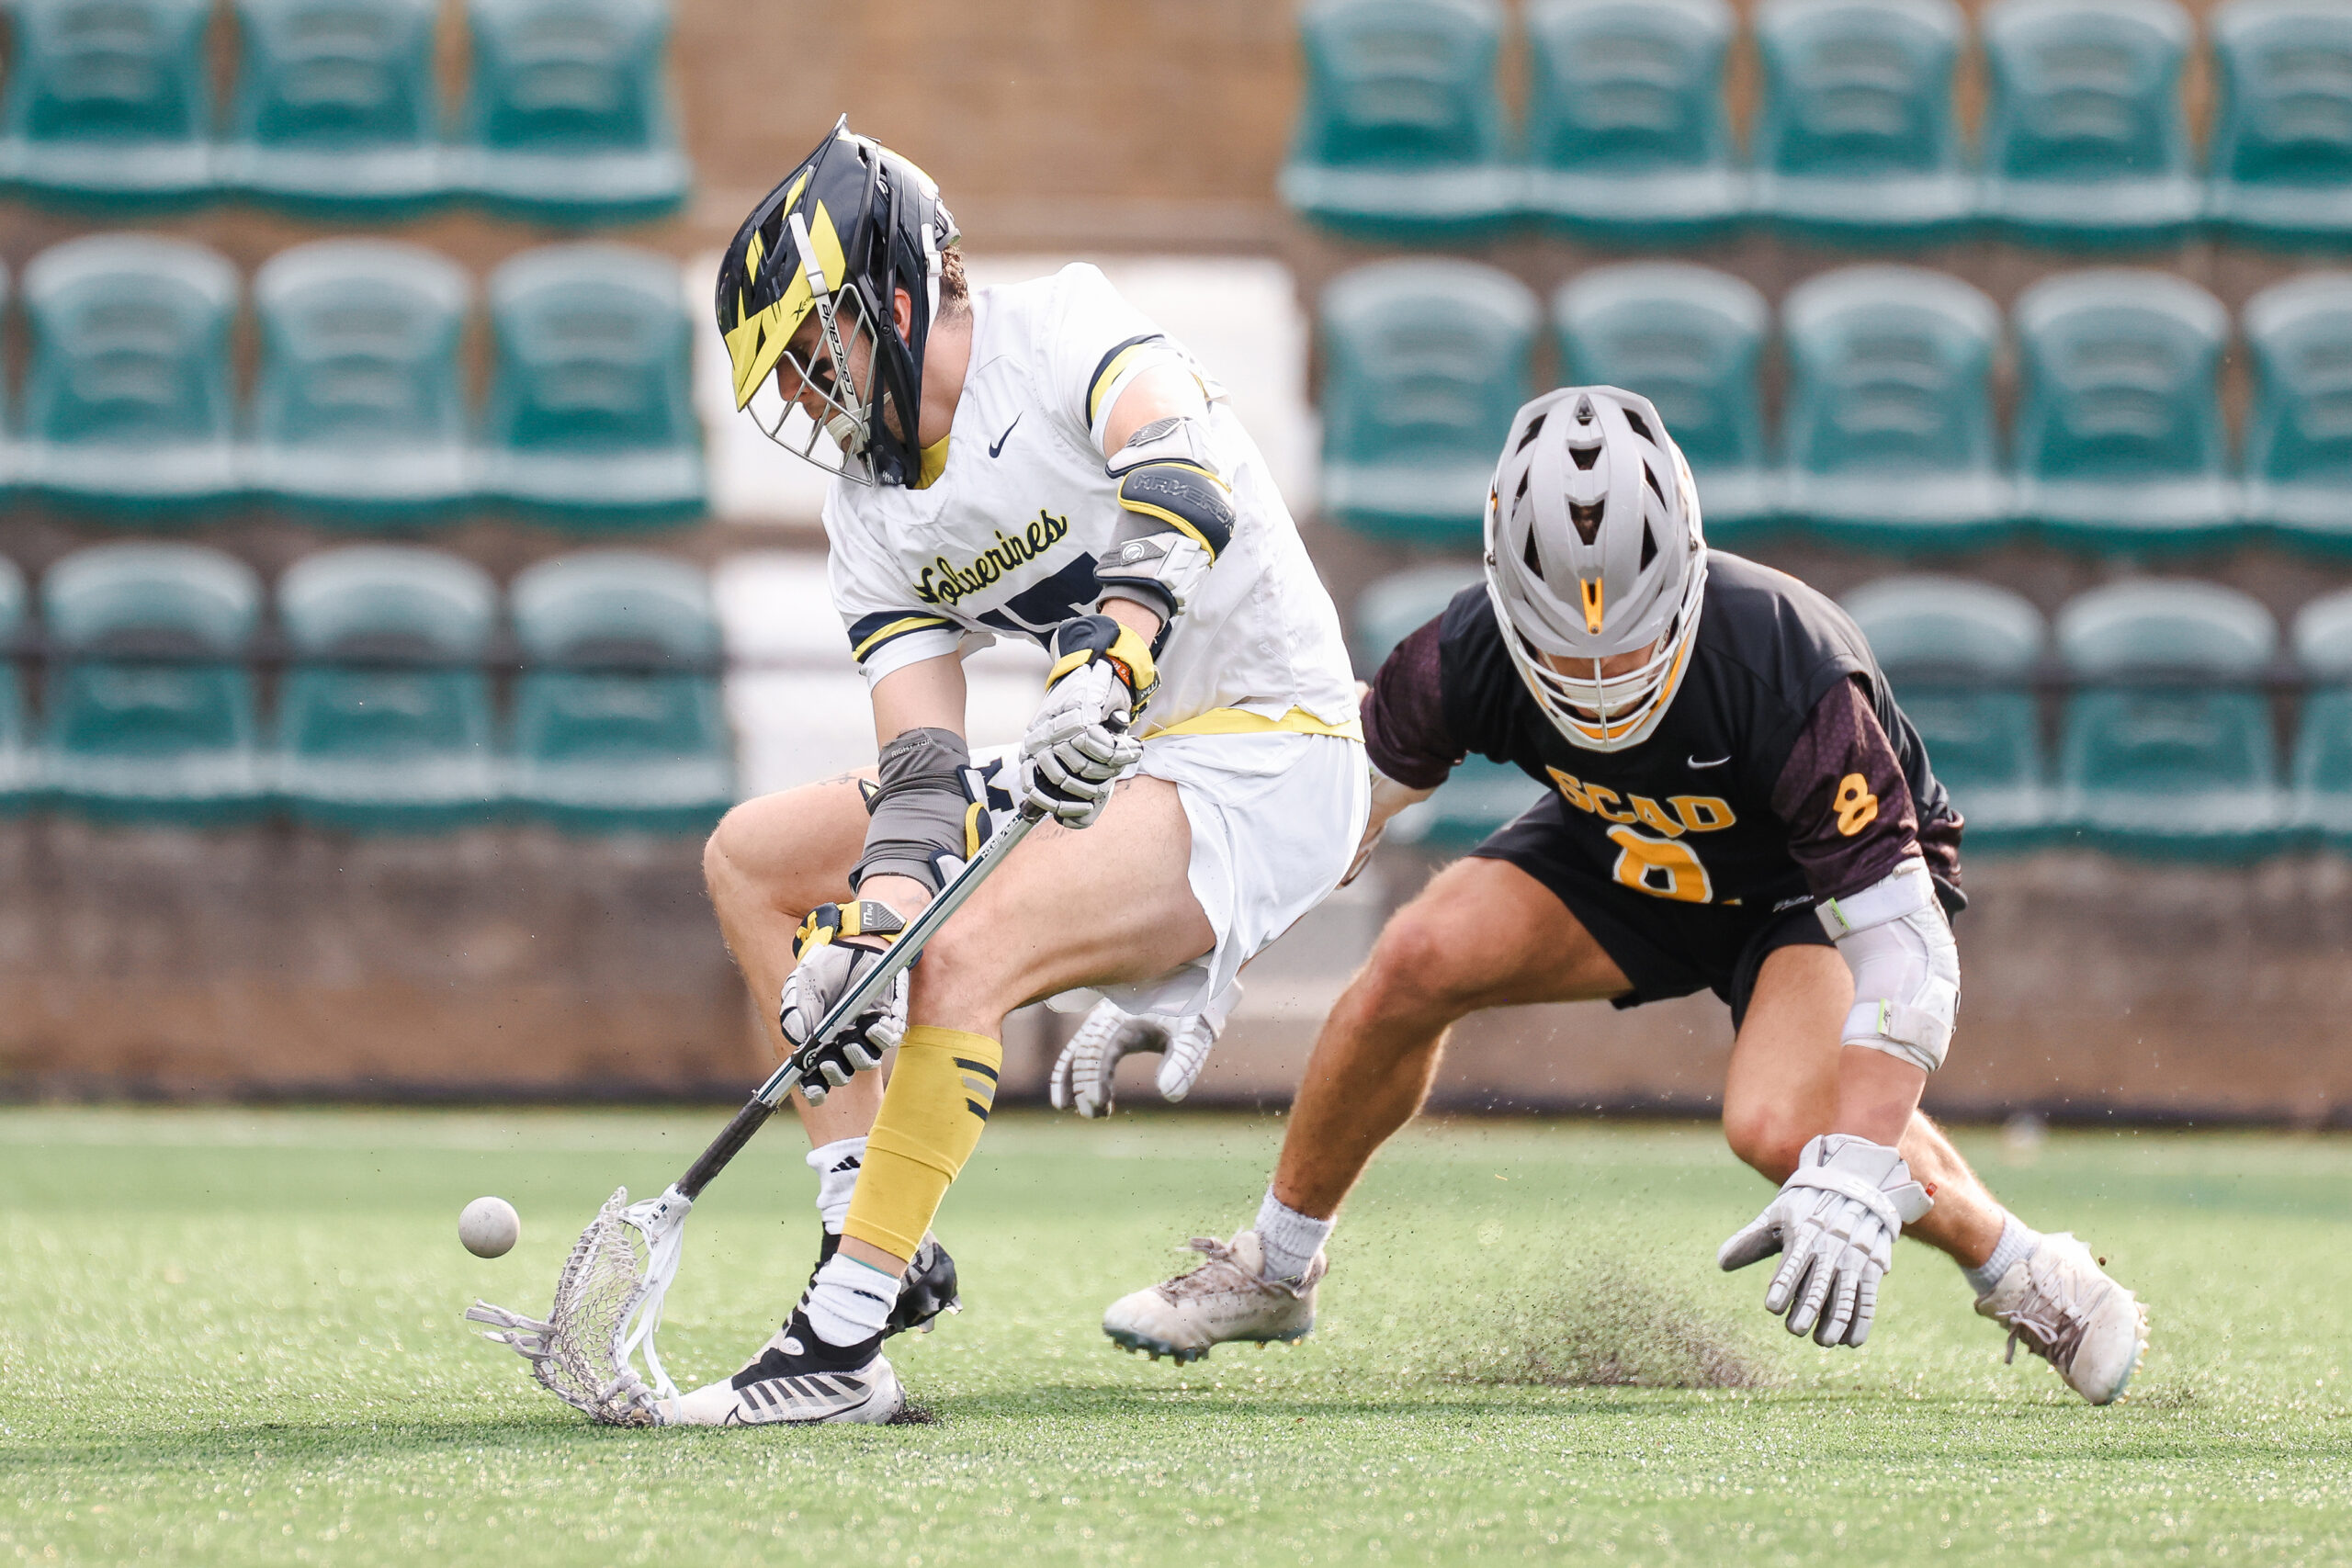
[1102,1230,1324,1365]
[654,1313,904,1426]
[1974,1232,2148,1405]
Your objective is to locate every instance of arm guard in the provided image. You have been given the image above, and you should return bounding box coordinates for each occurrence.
[1815,858,1960,1074]
[852,727,974,896]
[1095,414,1233,635]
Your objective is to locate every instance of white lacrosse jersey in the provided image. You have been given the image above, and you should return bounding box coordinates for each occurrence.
[821,264,1357,738]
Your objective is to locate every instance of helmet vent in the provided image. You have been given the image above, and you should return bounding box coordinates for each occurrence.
[1574,395,1595,424]
[1568,497,1606,545]
[1567,441,1600,471]
[1639,521,1658,571]
[1642,462,1667,504]
[1515,412,1548,452]
[1521,527,1545,581]
[1622,406,1656,444]
[1513,468,1532,504]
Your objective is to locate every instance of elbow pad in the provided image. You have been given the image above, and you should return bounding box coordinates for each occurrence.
[1815,858,1959,1074]
[853,727,976,896]
[1096,414,1232,627]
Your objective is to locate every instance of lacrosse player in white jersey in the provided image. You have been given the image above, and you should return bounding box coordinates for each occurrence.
[675,119,1364,1425]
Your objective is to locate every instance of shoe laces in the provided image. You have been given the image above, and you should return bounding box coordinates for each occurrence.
[1999,1269,2090,1372]
[1156,1236,1281,1304]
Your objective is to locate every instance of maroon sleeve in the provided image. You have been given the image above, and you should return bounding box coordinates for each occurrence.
[1771,677,1940,902]
[1361,617,1463,789]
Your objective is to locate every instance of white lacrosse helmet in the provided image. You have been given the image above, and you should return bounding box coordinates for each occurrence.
[1483,385,1708,752]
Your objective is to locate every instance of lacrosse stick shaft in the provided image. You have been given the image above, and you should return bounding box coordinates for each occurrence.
[674,804,1044,1202]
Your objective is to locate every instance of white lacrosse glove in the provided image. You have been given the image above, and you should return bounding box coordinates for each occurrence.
[777,900,909,1105]
[1717,1133,1934,1348]
[1049,982,1240,1118]
[1019,615,1155,828]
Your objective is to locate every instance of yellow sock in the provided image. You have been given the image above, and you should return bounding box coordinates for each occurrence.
[841,1026,1002,1261]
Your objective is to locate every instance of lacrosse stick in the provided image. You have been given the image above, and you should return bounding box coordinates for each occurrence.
[469,803,1045,1425]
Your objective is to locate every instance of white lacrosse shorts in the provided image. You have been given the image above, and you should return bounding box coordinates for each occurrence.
[979,729,1367,1020]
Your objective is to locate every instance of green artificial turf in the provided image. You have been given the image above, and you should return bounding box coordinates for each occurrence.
[2,1107,2348,1566]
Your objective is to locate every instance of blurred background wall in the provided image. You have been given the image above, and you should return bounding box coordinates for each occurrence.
[1,0,2348,1125]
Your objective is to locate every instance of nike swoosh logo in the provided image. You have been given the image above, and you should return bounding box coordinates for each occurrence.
[1689,754,1730,769]
[989,413,1021,457]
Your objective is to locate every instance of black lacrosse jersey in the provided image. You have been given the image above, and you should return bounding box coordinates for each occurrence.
[1372,552,1961,915]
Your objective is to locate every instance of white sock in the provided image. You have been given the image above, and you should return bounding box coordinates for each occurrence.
[805,1137,866,1235]
[1963,1213,2042,1298]
[1254,1190,1333,1282]
[802,1252,897,1348]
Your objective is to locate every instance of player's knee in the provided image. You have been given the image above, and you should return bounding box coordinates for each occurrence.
[1722,1100,1815,1183]
[1356,908,1487,1022]
[702,802,764,907]
[906,919,1019,1025]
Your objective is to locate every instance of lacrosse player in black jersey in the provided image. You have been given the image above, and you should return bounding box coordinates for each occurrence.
[1102,387,2148,1404]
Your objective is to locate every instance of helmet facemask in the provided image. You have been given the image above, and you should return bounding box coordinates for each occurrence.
[1482,387,1709,753]
[741,211,885,480]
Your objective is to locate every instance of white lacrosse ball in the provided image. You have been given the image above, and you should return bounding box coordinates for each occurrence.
[458,1196,520,1259]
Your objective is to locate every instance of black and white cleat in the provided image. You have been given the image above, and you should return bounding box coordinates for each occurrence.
[655,1310,904,1427]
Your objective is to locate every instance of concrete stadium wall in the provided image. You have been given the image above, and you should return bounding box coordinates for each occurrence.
[3,821,2347,1127]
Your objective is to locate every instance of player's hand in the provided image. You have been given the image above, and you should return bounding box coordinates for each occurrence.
[1019,615,1154,828]
[1048,986,1239,1118]
[1717,1134,1933,1348]
[777,901,909,1105]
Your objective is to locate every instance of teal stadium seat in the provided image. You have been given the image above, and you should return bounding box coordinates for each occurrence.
[222,0,451,215]
[1522,0,1745,243]
[249,240,472,522]
[2290,588,2352,849]
[1750,0,1973,245]
[2053,581,2286,861]
[481,244,704,525]
[1779,266,2011,551]
[460,0,690,225]
[1280,0,1519,240]
[0,0,215,205]
[1978,0,2201,249]
[275,547,502,832]
[2012,271,2236,553]
[509,552,733,834]
[19,235,241,513]
[0,559,34,812]
[1842,576,2048,851]
[40,543,267,823]
[1351,565,1542,849]
[2210,0,2352,248]
[1319,260,1538,546]
[1555,264,1772,541]
[2243,274,2352,553]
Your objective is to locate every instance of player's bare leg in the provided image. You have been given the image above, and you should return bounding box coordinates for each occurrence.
[1103,854,1631,1361]
[699,772,960,1344]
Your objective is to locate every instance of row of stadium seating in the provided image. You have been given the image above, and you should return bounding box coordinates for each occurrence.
[1325,257,2352,556]
[0,542,732,833]
[1358,569,2352,863]
[0,0,685,221]
[1287,0,2348,249]
[0,234,701,525]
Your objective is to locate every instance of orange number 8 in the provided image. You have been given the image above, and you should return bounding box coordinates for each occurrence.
[1834,773,1879,838]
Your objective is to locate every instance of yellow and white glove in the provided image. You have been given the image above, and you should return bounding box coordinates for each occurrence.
[1020,614,1155,828]
[777,899,908,1105]
[1718,1133,1934,1348]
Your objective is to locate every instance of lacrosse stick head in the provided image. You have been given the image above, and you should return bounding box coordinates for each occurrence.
[466,1184,694,1427]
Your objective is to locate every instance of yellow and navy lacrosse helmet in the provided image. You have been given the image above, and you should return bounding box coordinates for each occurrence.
[716,116,958,486]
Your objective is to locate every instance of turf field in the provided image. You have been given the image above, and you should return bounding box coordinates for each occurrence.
[4,1108,2348,1567]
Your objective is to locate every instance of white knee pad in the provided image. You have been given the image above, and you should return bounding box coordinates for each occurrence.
[1815,858,1959,1074]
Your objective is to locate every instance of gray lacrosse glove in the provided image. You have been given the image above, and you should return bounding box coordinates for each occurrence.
[1718,1133,1933,1348]
[778,900,908,1105]
[1049,983,1240,1118]
[1019,615,1153,828]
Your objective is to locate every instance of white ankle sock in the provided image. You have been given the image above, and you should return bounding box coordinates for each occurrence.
[802,1252,897,1347]
[1963,1214,2042,1298]
[1254,1190,1333,1281]
[806,1137,866,1236]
